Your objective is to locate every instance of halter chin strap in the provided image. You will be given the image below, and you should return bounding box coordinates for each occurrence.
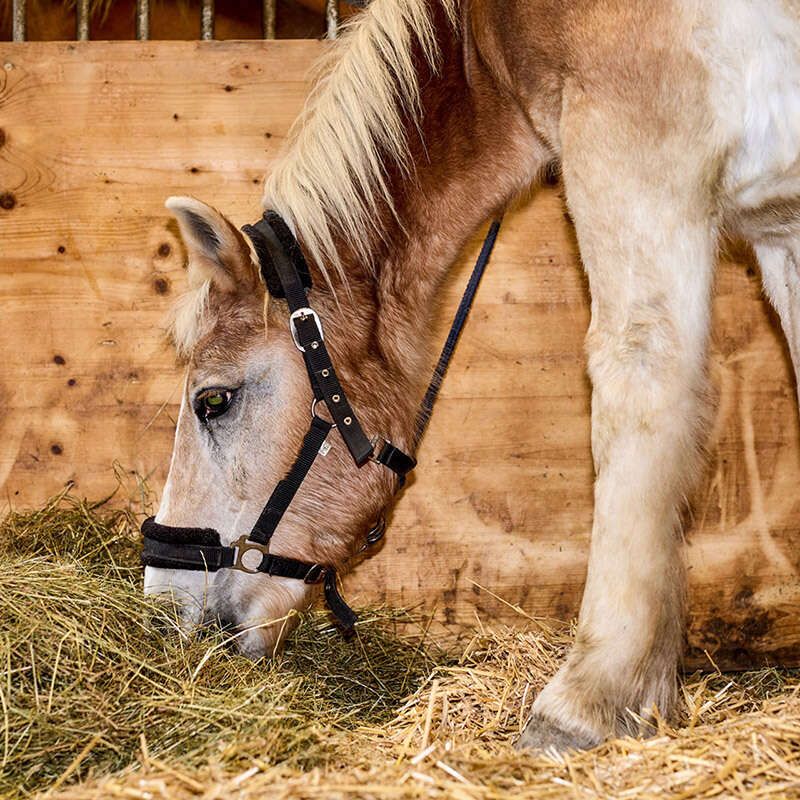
[141,211,416,636]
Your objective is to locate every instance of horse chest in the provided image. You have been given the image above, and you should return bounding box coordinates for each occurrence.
[701,0,800,209]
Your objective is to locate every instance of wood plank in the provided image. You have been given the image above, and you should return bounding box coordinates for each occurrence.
[1,41,799,669]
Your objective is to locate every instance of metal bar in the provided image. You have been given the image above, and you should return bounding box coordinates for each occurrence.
[12,0,26,42]
[325,0,339,39]
[262,0,276,39]
[136,0,150,40]
[76,0,90,41]
[201,0,214,41]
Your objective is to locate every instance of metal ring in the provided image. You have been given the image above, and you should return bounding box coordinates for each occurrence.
[311,398,337,428]
[304,563,327,584]
[358,514,387,552]
[232,535,269,575]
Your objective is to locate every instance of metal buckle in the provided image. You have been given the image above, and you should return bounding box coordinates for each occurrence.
[303,563,327,584]
[231,535,270,575]
[289,307,324,352]
[369,435,386,463]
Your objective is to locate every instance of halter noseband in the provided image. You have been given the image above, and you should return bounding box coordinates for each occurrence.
[141,211,416,635]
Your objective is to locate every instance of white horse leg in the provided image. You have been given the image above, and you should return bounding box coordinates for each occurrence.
[519,86,719,750]
[756,241,800,405]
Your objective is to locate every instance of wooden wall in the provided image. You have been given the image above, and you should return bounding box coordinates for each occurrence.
[1,41,799,668]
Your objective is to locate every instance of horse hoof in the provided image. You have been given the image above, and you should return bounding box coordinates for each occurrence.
[515,713,600,754]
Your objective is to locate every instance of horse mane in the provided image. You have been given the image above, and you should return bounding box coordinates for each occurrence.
[262,0,458,287]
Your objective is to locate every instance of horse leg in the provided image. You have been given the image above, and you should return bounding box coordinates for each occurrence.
[518,85,720,750]
[756,240,800,407]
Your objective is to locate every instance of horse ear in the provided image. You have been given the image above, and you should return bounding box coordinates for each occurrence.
[165,196,259,293]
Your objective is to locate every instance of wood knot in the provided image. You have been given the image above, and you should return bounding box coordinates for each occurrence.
[53,355,66,365]
[157,242,171,258]
[50,443,63,455]
[0,192,16,210]
[153,276,170,295]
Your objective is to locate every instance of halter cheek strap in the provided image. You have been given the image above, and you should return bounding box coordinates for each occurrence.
[249,212,376,466]
[141,211,416,636]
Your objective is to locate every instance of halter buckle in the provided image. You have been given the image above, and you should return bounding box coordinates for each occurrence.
[366,514,386,546]
[303,563,327,584]
[359,514,386,553]
[289,307,324,352]
[369,435,386,463]
[231,535,270,574]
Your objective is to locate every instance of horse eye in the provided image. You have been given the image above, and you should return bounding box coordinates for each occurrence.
[194,388,235,422]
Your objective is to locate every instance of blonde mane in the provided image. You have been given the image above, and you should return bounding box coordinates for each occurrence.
[263,0,458,286]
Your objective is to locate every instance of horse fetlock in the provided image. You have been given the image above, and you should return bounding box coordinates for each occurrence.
[522,645,679,752]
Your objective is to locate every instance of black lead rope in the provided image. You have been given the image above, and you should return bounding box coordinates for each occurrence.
[415,219,502,446]
[141,213,502,638]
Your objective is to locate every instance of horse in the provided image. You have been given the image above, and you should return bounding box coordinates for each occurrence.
[143,0,800,752]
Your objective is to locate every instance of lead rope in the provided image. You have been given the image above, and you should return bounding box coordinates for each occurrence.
[414,219,503,447]
[329,218,503,633]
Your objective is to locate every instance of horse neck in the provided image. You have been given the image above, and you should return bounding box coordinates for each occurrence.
[304,9,548,450]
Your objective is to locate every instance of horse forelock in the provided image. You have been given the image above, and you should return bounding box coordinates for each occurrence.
[168,280,265,362]
[169,280,213,359]
[262,0,458,291]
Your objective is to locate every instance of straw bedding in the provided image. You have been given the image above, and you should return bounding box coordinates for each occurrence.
[1,493,798,799]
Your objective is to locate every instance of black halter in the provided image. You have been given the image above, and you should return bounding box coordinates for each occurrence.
[141,211,501,635]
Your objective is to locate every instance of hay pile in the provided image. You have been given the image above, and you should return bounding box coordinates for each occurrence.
[1,494,799,799]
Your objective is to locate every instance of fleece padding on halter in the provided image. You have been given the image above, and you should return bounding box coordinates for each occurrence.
[246,211,313,299]
[141,516,224,547]
[141,518,329,582]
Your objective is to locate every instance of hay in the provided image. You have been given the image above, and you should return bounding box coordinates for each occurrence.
[1,494,799,799]
[0,494,443,798]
